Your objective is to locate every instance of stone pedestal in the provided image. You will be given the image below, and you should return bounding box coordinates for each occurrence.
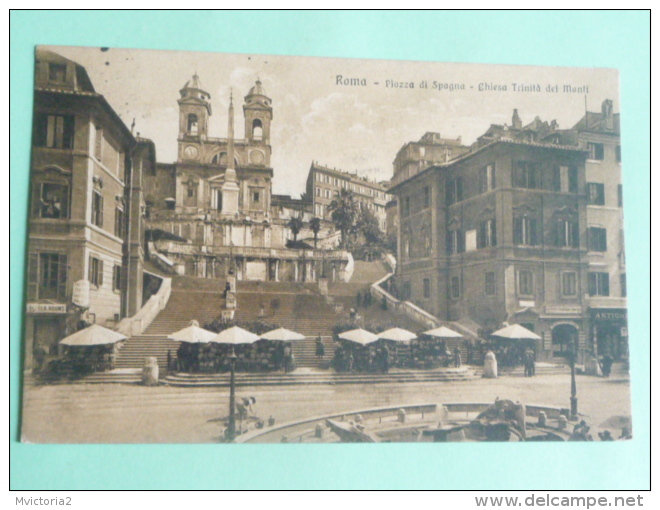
[142,356,159,386]
[585,356,602,376]
[318,277,329,295]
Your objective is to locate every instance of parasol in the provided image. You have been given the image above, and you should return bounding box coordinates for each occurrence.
[423,326,463,339]
[259,327,306,342]
[210,326,260,345]
[59,324,127,346]
[168,320,217,344]
[338,328,379,346]
[377,327,417,343]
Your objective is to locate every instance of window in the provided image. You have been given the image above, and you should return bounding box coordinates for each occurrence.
[252,191,261,204]
[114,206,124,239]
[252,119,263,140]
[620,273,627,298]
[513,161,540,189]
[556,219,579,248]
[587,227,607,252]
[485,272,496,296]
[588,272,610,296]
[450,276,461,299]
[113,265,122,292]
[561,272,577,297]
[587,142,604,161]
[446,178,463,205]
[32,182,69,219]
[94,125,103,160]
[316,187,321,197]
[91,190,104,227]
[423,278,431,299]
[423,186,430,208]
[33,113,74,149]
[27,253,68,300]
[48,63,67,83]
[187,114,199,135]
[477,219,497,248]
[513,216,538,246]
[518,270,534,296]
[446,229,465,255]
[88,255,104,288]
[479,164,496,193]
[419,146,426,158]
[615,145,622,163]
[187,188,194,198]
[403,196,411,217]
[617,185,623,207]
[587,183,605,205]
[553,165,578,193]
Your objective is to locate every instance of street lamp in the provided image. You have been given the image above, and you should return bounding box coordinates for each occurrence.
[569,336,579,420]
[226,347,238,441]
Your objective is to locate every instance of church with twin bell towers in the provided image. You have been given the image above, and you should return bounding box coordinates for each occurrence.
[144,74,350,283]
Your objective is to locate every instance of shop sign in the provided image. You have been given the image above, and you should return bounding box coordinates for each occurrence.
[26,303,67,314]
[72,280,90,308]
[590,308,628,322]
[546,305,582,315]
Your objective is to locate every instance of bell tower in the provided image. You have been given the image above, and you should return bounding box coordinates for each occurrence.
[177,73,212,161]
[243,79,273,167]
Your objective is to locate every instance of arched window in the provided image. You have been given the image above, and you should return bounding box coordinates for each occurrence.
[252,118,263,140]
[187,114,199,135]
[211,154,219,165]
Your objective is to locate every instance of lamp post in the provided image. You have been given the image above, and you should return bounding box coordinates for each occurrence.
[569,336,579,420]
[227,347,238,440]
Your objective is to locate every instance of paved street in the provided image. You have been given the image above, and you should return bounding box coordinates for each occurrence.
[21,371,631,443]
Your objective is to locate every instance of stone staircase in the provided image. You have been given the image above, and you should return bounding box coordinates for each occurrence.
[115,276,227,369]
[234,285,344,368]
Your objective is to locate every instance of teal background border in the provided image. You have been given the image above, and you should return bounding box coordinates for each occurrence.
[10,11,650,490]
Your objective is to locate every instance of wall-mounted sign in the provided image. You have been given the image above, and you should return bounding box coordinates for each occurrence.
[26,303,67,314]
[590,308,628,322]
[72,280,90,308]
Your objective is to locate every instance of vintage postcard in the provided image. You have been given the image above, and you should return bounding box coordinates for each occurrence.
[22,46,630,443]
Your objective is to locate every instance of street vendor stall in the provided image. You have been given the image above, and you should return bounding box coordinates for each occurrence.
[58,324,127,373]
[413,326,463,369]
[490,324,541,368]
[377,327,417,369]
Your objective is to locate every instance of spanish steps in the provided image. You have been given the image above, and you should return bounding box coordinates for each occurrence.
[115,260,431,370]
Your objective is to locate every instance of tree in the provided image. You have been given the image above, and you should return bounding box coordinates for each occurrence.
[356,207,383,246]
[287,216,304,242]
[309,217,322,248]
[328,189,358,248]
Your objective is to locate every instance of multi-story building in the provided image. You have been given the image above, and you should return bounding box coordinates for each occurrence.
[25,50,150,367]
[305,162,390,231]
[143,76,350,283]
[389,105,627,362]
[391,132,469,188]
[570,100,627,360]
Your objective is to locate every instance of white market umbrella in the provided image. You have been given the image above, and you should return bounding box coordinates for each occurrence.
[260,327,306,342]
[423,326,463,339]
[491,324,541,341]
[59,324,127,346]
[338,328,379,346]
[377,327,417,343]
[168,321,217,344]
[210,326,260,345]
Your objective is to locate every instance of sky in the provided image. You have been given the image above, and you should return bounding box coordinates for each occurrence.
[47,45,620,197]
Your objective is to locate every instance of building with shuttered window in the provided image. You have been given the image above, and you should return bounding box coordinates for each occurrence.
[389,110,594,362]
[24,50,152,368]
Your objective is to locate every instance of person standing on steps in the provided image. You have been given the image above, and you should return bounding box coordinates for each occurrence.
[315,335,325,359]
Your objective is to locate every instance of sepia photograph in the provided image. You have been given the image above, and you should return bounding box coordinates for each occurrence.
[21,45,631,445]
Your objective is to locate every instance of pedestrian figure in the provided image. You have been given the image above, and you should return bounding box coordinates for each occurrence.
[454,347,462,368]
[283,344,295,373]
[524,348,535,377]
[315,335,325,358]
[598,430,614,441]
[33,346,47,373]
[167,350,172,372]
[356,291,362,308]
[346,351,354,373]
[601,353,613,377]
[381,344,390,373]
[236,396,256,421]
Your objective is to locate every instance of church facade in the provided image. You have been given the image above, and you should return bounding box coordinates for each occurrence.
[144,76,350,283]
